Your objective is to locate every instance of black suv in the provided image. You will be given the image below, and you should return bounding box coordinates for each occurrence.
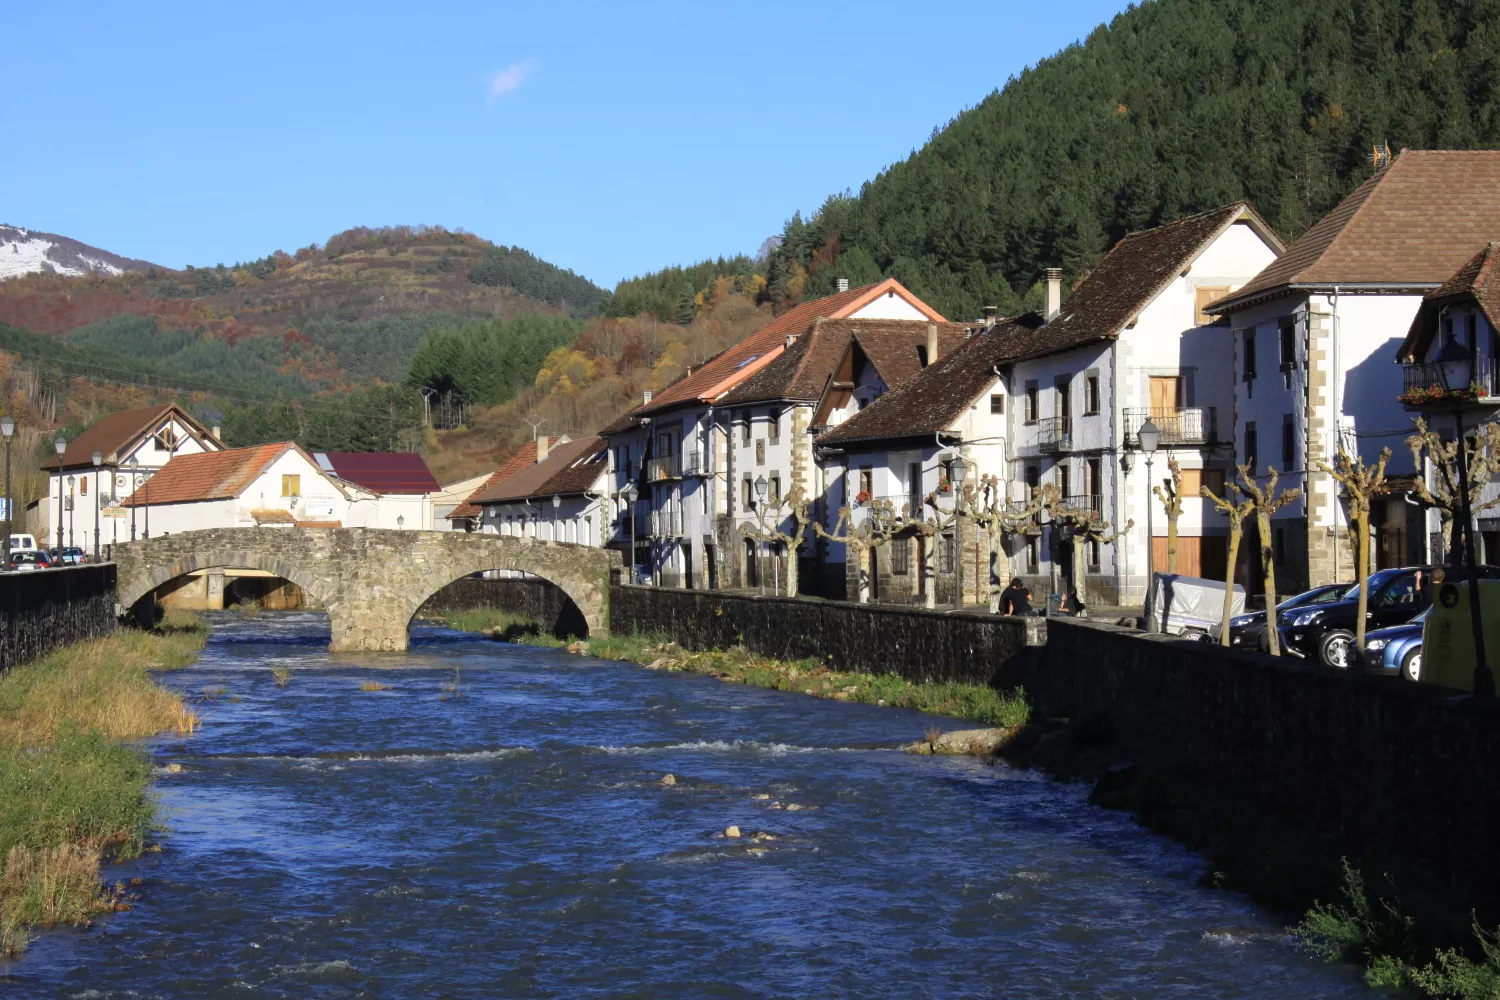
[1228,583,1354,652]
[1281,565,1500,668]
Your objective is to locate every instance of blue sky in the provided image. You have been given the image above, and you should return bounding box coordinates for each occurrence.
[4,1,1127,288]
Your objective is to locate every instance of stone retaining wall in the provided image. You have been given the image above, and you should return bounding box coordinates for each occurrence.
[419,577,589,638]
[0,564,117,672]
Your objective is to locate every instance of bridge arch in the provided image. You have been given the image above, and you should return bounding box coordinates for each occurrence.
[113,528,619,652]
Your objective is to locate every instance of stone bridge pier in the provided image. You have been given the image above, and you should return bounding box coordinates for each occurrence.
[113,528,619,651]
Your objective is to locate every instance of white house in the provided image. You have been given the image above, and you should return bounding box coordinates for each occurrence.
[1210,149,1500,592]
[430,472,494,530]
[470,435,608,546]
[43,403,224,552]
[601,278,954,591]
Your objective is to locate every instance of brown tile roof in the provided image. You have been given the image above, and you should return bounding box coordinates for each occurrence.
[817,317,1045,447]
[1214,150,1500,313]
[445,441,538,521]
[472,437,605,504]
[122,443,292,506]
[1399,242,1500,361]
[47,403,220,473]
[851,322,971,391]
[633,278,945,416]
[1010,203,1276,359]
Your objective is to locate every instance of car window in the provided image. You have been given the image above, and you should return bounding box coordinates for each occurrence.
[1374,572,1420,606]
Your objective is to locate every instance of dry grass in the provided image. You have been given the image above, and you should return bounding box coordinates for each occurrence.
[0,843,114,956]
[359,680,390,692]
[271,667,292,688]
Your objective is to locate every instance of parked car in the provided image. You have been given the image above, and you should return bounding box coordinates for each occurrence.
[1228,583,1354,651]
[1281,566,1500,668]
[1361,607,1428,681]
[9,550,51,572]
[48,547,86,566]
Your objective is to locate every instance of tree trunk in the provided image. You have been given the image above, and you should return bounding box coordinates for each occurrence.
[1072,534,1089,606]
[856,544,870,604]
[1219,523,1242,645]
[988,527,1008,614]
[953,515,964,608]
[1258,511,1281,655]
[921,533,937,610]
[785,538,799,597]
[1166,509,1179,575]
[1354,511,1370,650]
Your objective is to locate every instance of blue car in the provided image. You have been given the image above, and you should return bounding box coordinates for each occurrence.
[1360,607,1427,681]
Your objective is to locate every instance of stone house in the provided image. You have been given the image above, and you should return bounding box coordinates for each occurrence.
[1209,149,1500,593]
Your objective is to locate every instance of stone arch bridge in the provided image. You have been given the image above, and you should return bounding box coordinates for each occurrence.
[113,528,619,651]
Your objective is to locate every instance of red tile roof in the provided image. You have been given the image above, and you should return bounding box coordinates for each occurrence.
[1214,150,1500,313]
[634,278,944,416]
[446,441,538,521]
[316,452,439,494]
[472,437,606,504]
[45,403,220,473]
[122,443,292,506]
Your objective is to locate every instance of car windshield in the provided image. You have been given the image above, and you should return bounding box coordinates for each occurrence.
[1277,584,1354,611]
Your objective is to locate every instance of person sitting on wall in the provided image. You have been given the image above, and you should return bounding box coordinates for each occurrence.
[1001,577,1033,617]
[1055,588,1086,617]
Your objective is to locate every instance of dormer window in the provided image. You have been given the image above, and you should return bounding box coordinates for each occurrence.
[153,426,180,452]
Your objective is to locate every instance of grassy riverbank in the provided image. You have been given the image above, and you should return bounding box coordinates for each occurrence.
[429,609,1029,729]
[0,610,206,956]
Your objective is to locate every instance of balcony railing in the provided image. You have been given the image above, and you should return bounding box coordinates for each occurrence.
[1123,407,1217,447]
[644,455,679,481]
[681,450,715,477]
[1401,355,1500,407]
[1058,493,1103,516]
[1038,416,1074,453]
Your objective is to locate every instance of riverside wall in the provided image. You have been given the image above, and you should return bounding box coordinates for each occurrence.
[0,564,118,672]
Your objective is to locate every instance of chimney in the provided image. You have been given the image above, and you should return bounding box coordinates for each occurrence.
[536,435,549,463]
[1044,268,1062,321]
[211,425,222,441]
[836,277,849,293]
[643,388,653,405]
[924,323,939,368]
[983,306,998,326]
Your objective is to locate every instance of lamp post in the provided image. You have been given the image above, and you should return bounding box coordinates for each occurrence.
[754,474,768,595]
[92,451,102,562]
[625,484,639,585]
[143,463,151,540]
[66,475,75,550]
[1,415,13,572]
[53,435,66,555]
[1433,334,1493,695]
[397,514,405,530]
[1138,417,1161,631]
[129,457,139,542]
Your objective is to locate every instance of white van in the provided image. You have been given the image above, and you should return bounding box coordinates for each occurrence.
[8,534,39,553]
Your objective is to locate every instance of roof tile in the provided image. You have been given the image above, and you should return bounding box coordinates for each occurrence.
[123,443,291,506]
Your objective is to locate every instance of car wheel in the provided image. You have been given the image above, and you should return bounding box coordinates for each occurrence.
[1319,630,1357,669]
[1401,646,1422,682]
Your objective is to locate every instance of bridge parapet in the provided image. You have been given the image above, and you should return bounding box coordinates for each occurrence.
[114,528,618,651]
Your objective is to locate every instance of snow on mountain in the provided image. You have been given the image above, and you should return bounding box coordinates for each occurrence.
[0,225,160,280]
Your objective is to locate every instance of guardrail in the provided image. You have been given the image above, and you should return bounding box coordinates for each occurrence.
[1038,416,1073,453]
[1123,407,1216,446]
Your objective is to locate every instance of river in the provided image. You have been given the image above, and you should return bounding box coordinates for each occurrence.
[2,611,1373,998]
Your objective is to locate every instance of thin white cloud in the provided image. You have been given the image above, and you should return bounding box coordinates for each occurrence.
[487,59,539,102]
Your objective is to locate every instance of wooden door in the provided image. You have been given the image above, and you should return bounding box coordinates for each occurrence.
[1151,535,1227,579]
[1149,376,1180,413]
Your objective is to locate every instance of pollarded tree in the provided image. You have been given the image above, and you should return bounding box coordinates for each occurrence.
[741,482,813,596]
[1200,475,1256,646]
[1153,456,1184,574]
[1406,418,1500,562]
[1318,447,1390,653]
[1042,492,1133,607]
[1235,466,1303,656]
[964,476,1054,613]
[814,497,904,605]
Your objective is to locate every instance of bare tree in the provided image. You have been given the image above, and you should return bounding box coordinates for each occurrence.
[1406,418,1500,561]
[1235,466,1303,656]
[1201,474,1256,645]
[1153,456,1184,574]
[742,483,813,596]
[814,498,903,604]
[1318,447,1391,652]
[964,476,1053,613]
[1043,492,1133,606]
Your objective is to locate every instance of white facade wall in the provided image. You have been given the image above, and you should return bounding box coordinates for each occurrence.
[482,493,606,547]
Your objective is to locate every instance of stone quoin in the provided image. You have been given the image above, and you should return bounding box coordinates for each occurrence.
[113,528,618,651]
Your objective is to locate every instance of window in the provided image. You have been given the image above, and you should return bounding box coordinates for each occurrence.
[1242,329,1257,381]
[79,477,87,496]
[1085,458,1101,503]
[1180,469,1226,498]
[739,411,751,446]
[769,474,781,503]
[1024,464,1040,495]
[1054,376,1072,419]
[1279,319,1297,372]
[701,479,710,514]
[908,461,923,512]
[859,467,873,501]
[990,393,1005,415]
[1024,381,1039,423]
[892,537,910,575]
[1282,413,1297,470]
[1195,286,1229,326]
[1245,421,1258,473]
[1088,537,1101,571]
[1084,372,1100,415]
[282,474,300,497]
[1026,536,1039,573]
[940,532,955,574]
[1056,464,1070,499]
[742,477,754,511]
[769,409,781,444]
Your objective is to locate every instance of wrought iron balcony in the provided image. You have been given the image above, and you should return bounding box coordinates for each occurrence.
[1401,355,1500,408]
[644,455,679,481]
[1038,416,1074,453]
[681,450,715,477]
[1123,407,1217,447]
[1058,493,1103,516]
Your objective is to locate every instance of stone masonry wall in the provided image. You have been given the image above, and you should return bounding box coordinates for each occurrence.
[418,577,589,637]
[0,564,117,672]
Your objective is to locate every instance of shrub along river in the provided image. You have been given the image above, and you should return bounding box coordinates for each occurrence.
[2,612,1374,998]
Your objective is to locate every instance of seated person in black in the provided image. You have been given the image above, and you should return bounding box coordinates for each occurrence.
[1001,577,1033,617]
[1055,588,1086,617]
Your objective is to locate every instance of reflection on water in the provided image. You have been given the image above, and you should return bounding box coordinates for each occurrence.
[1,612,1373,998]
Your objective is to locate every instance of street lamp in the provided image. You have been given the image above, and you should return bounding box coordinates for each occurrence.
[92,451,102,562]
[129,457,139,542]
[1433,332,1493,695]
[66,475,75,550]
[1,415,13,572]
[397,514,405,530]
[1138,417,1161,630]
[54,435,66,555]
[625,483,639,584]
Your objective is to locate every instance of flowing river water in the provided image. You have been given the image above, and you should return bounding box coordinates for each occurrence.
[2,611,1374,998]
